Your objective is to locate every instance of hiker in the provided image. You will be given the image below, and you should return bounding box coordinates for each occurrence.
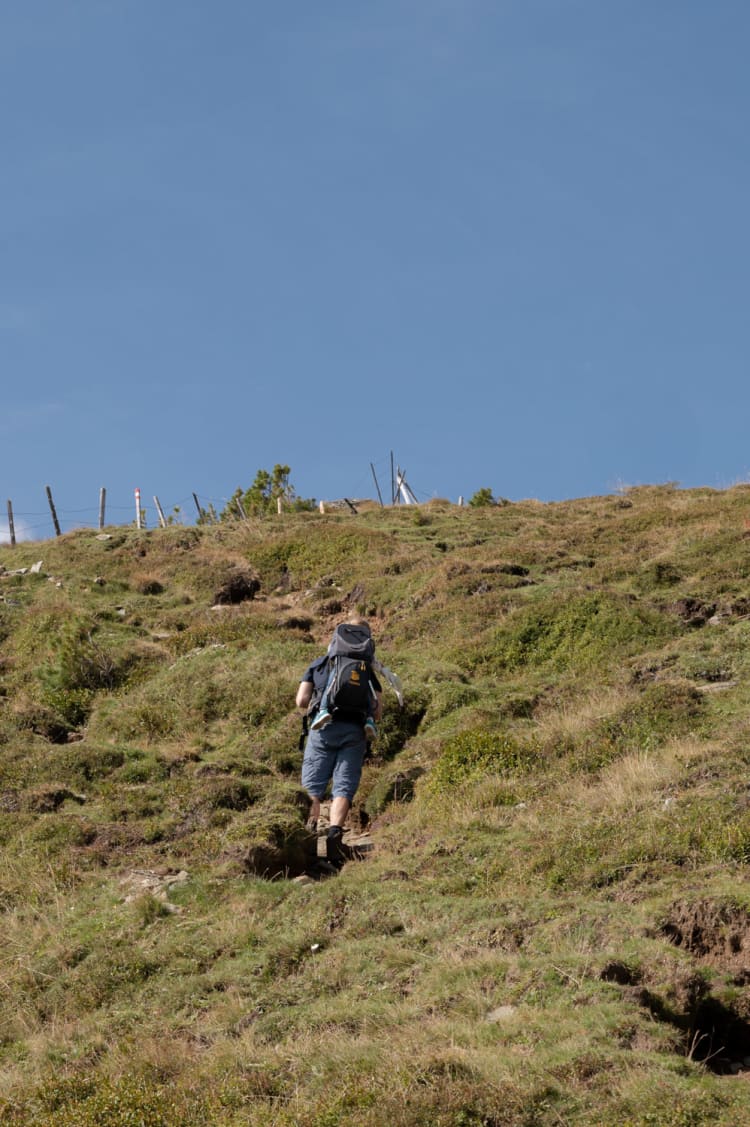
[296,617,383,867]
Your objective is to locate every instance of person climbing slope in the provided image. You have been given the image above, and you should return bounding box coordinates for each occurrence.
[296,617,382,868]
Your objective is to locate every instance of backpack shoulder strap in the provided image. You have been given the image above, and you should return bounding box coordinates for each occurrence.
[307,655,330,714]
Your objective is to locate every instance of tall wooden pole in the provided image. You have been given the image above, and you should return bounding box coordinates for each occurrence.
[98,487,106,530]
[6,500,16,546]
[370,462,384,507]
[153,495,167,529]
[45,486,61,536]
[390,451,395,505]
[192,493,204,521]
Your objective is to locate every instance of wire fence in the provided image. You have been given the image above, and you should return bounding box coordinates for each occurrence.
[1,476,443,547]
[1,457,449,547]
[0,489,241,545]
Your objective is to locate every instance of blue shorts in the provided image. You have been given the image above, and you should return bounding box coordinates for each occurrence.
[301,721,367,802]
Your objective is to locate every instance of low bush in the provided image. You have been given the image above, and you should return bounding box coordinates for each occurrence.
[427,729,537,794]
[475,591,679,674]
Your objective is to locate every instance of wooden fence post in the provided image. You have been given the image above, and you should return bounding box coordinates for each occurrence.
[153,496,167,529]
[277,497,282,515]
[370,463,384,507]
[99,487,107,530]
[7,500,16,546]
[45,486,61,536]
[135,488,142,530]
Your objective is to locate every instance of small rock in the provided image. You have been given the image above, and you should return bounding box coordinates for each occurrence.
[487,1005,516,1023]
[310,943,322,952]
[292,874,316,886]
[166,870,189,885]
[30,561,43,573]
[94,576,105,585]
[95,534,112,541]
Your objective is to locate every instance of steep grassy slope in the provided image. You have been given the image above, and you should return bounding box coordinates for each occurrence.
[2,486,750,1125]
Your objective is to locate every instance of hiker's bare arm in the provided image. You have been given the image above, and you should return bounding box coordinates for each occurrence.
[296,681,313,711]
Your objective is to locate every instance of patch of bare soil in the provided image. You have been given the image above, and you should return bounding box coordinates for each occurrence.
[660,899,750,979]
[651,900,750,1074]
[212,568,260,605]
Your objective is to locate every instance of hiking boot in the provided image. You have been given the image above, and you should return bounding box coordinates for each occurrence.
[311,708,332,731]
[326,826,350,869]
[364,717,377,742]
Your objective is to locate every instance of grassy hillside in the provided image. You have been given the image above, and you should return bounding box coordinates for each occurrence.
[2,485,750,1125]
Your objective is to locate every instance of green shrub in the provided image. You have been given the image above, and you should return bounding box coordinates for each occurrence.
[55,743,126,782]
[638,560,682,589]
[424,681,480,722]
[428,729,536,793]
[477,592,678,674]
[468,488,496,507]
[40,618,119,694]
[32,1073,206,1126]
[598,681,703,748]
[375,688,428,760]
[40,686,93,727]
[117,752,169,784]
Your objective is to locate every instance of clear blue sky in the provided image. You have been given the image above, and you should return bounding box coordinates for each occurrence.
[3,1,750,538]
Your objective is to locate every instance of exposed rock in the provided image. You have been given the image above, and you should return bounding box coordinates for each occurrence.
[120,868,189,903]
